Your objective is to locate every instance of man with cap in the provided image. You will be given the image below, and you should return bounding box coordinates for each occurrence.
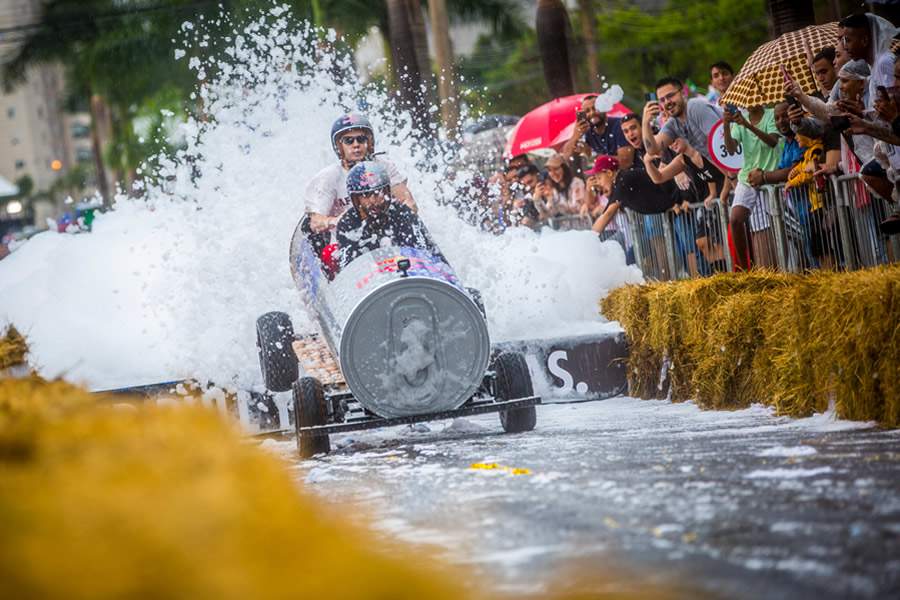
[587,154,682,235]
[305,113,416,234]
[336,161,442,268]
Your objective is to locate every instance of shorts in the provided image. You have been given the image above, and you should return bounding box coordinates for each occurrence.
[733,181,771,232]
[695,205,724,245]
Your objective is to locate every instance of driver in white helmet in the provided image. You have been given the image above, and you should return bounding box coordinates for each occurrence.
[305,113,416,234]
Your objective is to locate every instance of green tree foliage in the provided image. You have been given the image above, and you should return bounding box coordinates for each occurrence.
[459,0,769,116]
[3,0,524,187]
[13,176,34,199]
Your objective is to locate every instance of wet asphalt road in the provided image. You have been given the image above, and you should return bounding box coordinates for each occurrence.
[273,397,900,599]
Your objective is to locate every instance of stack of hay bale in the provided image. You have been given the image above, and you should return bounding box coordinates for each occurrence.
[602,266,900,427]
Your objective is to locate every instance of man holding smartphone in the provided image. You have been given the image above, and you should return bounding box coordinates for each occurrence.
[560,94,631,169]
[642,77,723,162]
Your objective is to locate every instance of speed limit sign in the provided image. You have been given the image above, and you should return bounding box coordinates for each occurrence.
[707,119,743,173]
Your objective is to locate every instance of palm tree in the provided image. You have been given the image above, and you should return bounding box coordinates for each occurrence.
[2,0,218,202]
[536,0,575,98]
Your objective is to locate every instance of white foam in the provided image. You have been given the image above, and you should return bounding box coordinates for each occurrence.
[756,445,818,457]
[745,467,833,479]
[0,11,641,391]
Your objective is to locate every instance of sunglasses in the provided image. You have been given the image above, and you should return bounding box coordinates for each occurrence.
[341,134,368,145]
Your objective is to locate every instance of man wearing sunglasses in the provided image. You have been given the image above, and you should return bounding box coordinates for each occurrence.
[304,113,416,234]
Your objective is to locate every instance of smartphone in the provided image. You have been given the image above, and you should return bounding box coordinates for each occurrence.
[726,104,739,115]
[645,92,657,102]
[785,95,800,108]
[575,109,587,123]
[830,115,851,132]
[779,64,792,83]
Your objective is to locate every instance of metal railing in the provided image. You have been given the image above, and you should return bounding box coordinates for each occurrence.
[547,214,593,231]
[616,173,898,281]
[622,201,732,281]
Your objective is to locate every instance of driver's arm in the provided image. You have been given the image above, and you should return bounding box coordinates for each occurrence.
[391,181,417,212]
[308,212,339,233]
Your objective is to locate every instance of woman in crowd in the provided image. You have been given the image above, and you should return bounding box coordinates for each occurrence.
[532,152,585,221]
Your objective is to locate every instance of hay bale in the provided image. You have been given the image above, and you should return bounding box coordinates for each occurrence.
[0,326,27,371]
[805,266,900,426]
[601,266,900,427]
[0,378,470,600]
[0,327,683,600]
[601,284,660,399]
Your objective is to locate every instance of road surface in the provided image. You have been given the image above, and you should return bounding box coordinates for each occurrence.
[264,397,900,599]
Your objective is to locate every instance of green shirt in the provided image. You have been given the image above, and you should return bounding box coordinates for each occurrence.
[731,108,783,185]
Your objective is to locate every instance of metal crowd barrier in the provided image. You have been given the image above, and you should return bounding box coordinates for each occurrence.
[622,201,732,281]
[617,174,898,281]
[760,175,900,273]
[547,214,593,231]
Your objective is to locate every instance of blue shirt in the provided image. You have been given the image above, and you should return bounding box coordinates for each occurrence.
[584,116,627,156]
[778,136,803,170]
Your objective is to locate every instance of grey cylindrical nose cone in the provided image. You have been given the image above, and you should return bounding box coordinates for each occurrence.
[339,276,490,418]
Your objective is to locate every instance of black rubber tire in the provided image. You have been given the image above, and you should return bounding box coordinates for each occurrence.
[256,311,299,392]
[466,287,486,320]
[293,377,331,458]
[493,352,537,433]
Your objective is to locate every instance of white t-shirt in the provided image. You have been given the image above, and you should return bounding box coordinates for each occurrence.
[304,157,406,217]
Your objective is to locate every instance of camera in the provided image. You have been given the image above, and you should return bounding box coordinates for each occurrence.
[725,104,739,115]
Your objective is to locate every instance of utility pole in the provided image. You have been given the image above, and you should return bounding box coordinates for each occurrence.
[536,0,576,98]
[427,0,458,137]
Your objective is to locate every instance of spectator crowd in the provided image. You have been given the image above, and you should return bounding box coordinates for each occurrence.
[475,12,900,276]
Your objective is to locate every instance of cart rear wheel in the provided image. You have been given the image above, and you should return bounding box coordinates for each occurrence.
[256,311,299,392]
[493,352,537,433]
[294,377,331,458]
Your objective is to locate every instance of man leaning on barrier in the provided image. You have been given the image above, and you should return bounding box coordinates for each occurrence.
[589,155,680,235]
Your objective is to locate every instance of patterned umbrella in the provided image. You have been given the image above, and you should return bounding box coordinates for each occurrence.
[721,22,840,108]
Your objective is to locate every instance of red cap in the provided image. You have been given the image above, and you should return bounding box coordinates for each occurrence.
[585,155,619,175]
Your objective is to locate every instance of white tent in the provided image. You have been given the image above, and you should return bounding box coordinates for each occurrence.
[0,175,19,198]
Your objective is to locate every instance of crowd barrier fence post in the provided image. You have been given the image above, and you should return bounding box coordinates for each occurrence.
[831,175,858,271]
[763,185,789,272]
[661,212,678,279]
[625,208,646,273]
[716,197,733,273]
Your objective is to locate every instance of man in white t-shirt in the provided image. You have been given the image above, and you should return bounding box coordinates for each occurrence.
[304,113,416,233]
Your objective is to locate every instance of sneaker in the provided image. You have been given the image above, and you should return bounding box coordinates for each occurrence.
[880,213,900,235]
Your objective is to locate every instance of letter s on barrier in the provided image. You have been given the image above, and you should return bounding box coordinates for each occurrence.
[547,350,574,392]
